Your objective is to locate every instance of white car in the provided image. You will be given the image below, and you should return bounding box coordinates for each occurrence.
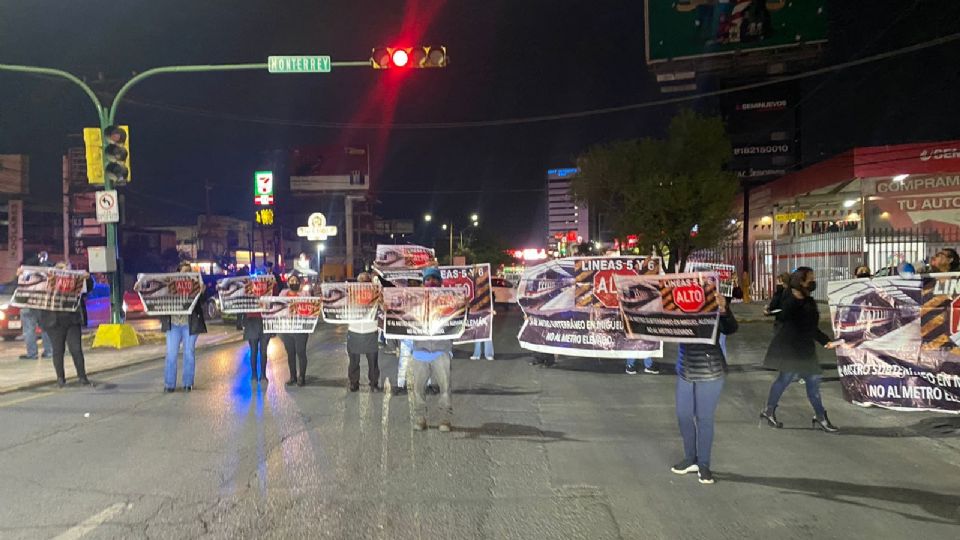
[492,277,518,306]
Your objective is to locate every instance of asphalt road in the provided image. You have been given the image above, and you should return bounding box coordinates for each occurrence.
[0,311,958,539]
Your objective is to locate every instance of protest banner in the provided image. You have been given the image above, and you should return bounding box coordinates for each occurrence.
[320,282,381,323]
[381,287,469,340]
[828,275,960,412]
[260,296,324,333]
[216,275,276,313]
[372,244,438,282]
[517,257,663,358]
[684,262,736,297]
[11,266,88,312]
[617,272,721,344]
[440,264,493,344]
[134,272,203,315]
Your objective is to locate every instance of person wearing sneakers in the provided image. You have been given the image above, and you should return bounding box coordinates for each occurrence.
[670,294,738,485]
[625,357,659,375]
[346,272,381,392]
[409,267,459,432]
[471,338,495,361]
[159,261,208,393]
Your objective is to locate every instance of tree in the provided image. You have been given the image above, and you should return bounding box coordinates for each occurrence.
[572,109,738,271]
[456,229,514,268]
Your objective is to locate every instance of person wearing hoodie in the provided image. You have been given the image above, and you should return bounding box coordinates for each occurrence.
[670,294,738,485]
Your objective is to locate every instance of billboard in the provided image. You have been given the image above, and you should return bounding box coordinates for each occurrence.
[645,0,827,64]
[0,155,28,194]
[289,145,369,192]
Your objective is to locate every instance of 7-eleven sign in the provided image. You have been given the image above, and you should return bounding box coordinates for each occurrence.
[254,171,274,197]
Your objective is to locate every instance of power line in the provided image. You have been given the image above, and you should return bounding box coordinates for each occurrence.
[116,32,960,130]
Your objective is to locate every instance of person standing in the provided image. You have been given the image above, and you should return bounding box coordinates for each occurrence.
[929,248,960,273]
[159,262,207,392]
[408,267,457,432]
[281,273,310,387]
[347,272,381,392]
[18,254,53,360]
[760,267,840,432]
[38,262,92,388]
[470,338,495,361]
[239,284,272,386]
[625,357,659,375]
[670,295,737,485]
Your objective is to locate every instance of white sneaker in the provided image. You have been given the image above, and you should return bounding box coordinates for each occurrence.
[485,356,494,361]
[469,356,480,360]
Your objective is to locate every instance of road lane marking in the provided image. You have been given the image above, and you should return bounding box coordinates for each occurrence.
[52,502,128,540]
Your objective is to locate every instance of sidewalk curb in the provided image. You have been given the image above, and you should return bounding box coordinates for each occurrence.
[0,334,246,396]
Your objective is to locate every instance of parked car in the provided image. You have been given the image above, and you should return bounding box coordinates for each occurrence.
[0,281,111,338]
[0,280,31,341]
[492,277,518,307]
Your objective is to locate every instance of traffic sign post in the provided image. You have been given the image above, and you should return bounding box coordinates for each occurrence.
[0,53,389,339]
[95,190,119,223]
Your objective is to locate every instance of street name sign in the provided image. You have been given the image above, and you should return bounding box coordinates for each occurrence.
[267,56,331,73]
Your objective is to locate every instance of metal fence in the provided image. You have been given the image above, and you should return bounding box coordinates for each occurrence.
[687,227,960,303]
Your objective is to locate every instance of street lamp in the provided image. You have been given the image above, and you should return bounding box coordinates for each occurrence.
[316,242,326,273]
[423,214,478,264]
[424,213,432,223]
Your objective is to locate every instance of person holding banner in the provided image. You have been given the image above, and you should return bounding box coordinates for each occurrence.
[38,262,93,388]
[236,266,273,386]
[159,262,208,392]
[346,272,381,392]
[408,267,456,432]
[670,294,737,485]
[281,273,310,387]
[761,267,840,432]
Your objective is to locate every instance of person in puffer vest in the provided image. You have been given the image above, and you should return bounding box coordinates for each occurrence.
[669,294,738,485]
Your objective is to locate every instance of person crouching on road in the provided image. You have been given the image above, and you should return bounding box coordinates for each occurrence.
[671,294,737,485]
[409,267,455,432]
[159,261,207,393]
[347,272,381,392]
[281,273,310,387]
[39,262,93,388]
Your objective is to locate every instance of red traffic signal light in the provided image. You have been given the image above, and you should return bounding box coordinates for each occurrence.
[371,46,447,69]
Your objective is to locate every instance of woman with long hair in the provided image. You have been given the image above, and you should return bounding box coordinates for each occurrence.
[760,267,840,432]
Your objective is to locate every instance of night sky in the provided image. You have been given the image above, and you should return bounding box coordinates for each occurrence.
[2,0,959,248]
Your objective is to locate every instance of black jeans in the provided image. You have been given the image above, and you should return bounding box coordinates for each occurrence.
[282,334,309,381]
[47,324,86,381]
[348,352,380,386]
[248,336,271,379]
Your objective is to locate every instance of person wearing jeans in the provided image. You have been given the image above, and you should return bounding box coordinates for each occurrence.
[760,267,840,432]
[471,339,494,360]
[19,308,52,359]
[671,295,737,485]
[625,357,658,374]
[159,262,207,392]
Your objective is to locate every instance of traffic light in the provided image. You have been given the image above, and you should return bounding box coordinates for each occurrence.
[103,125,131,183]
[82,127,104,184]
[371,46,447,69]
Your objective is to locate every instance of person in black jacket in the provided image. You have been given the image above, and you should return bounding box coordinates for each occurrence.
[670,294,737,485]
[760,267,840,432]
[764,272,791,329]
[159,262,208,392]
[38,262,93,388]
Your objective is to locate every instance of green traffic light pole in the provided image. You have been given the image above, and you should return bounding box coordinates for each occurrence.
[0,59,370,325]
